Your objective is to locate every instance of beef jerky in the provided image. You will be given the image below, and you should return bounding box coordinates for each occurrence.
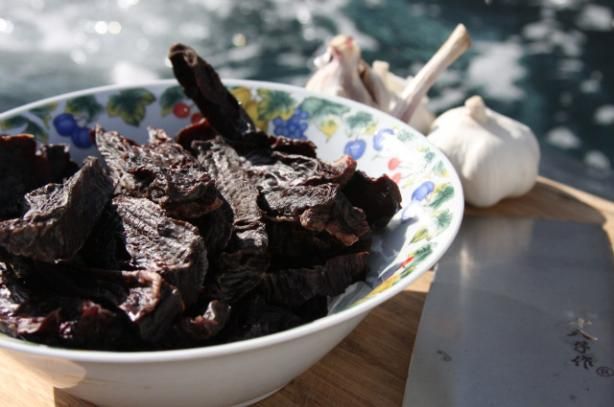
[113,270,184,341]
[169,43,256,138]
[192,138,269,302]
[247,148,367,245]
[343,170,402,229]
[0,135,77,220]
[0,262,136,350]
[160,300,230,348]
[266,219,344,265]
[220,293,302,342]
[95,127,221,219]
[190,198,234,258]
[175,118,217,151]
[2,249,185,344]
[82,196,207,306]
[266,135,317,158]
[24,263,184,343]
[0,157,113,262]
[301,193,370,246]
[292,295,328,323]
[169,44,326,160]
[257,180,368,246]
[36,144,79,185]
[261,252,369,306]
[248,151,356,187]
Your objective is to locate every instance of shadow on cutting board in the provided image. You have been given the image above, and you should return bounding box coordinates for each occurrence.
[466,178,608,227]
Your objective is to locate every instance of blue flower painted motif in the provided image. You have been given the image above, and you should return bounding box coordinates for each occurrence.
[344,139,367,160]
[373,128,394,151]
[411,181,435,202]
[272,108,309,140]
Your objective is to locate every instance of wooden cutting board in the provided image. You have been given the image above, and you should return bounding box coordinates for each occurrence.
[1,177,612,407]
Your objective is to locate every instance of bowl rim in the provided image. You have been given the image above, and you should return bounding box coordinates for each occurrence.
[0,79,464,363]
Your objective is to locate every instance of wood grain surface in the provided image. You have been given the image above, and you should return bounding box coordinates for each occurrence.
[1,177,612,407]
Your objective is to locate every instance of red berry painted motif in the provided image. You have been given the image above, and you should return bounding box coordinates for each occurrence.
[388,157,400,170]
[390,172,401,184]
[191,112,203,124]
[173,102,190,118]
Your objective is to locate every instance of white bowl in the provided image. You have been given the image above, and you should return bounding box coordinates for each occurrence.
[0,80,463,407]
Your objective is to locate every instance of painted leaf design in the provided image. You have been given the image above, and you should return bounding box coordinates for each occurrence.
[230,86,253,105]
[346,112,373,130]
[411,228,430,243]
[0,115,28,130]
[317,117,339,140]
[30,102,58,127]
[433,161,448,177]
[245,101,269,131]
[396,129,414,142]
[66,96,103,122]
[159,86,185,116]
[400,245,433,277]
[299,97,350,119]
[429,184,454,209]
[106,88,156,126]
[256,89,295,121]
[0,115,47,142]
[435,209,452,230]
[413,244,433,264]
[23,120,48,143]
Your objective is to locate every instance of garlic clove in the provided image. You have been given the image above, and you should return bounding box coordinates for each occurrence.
[360,61,393,112]
[306,35,376,107]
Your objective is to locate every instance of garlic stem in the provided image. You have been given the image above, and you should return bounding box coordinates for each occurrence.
[393,24,472,123]
[465,95,489,124]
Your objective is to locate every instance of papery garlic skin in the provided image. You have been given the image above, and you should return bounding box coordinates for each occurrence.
[429,96,540,207]
[306,36,434,134]
[306,35,375,107]
[371,61,434,134]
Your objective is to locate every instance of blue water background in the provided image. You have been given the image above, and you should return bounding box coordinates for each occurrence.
[0,0,612,198]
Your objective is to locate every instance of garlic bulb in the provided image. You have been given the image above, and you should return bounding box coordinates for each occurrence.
[306,25,471,135]
[429,96,540,207]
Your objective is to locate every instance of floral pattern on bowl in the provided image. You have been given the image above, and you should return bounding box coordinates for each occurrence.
[0,79,463,312]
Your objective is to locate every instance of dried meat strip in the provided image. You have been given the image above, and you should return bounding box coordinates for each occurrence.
[342,170,402,229]
[175,118,217,151]
[266,219,344,265]
[168,43,255,137]
[191,138,269,302]
[0,134,77,220]
[250,152,368,246]
[190,198,234,259]
[266,136,317,158]
[220,293,302,342]
[82,196,208,306]
[263,152,356,186]
[0,157,112,262]
[0,262,137,349]
[159,300,230,348]
[261,252,369,306]
[95,127,222,219]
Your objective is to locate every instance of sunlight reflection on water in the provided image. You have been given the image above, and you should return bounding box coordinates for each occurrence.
[0,0,612,197]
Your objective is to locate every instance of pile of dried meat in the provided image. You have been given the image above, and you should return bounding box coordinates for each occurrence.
[0,44,401,350]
